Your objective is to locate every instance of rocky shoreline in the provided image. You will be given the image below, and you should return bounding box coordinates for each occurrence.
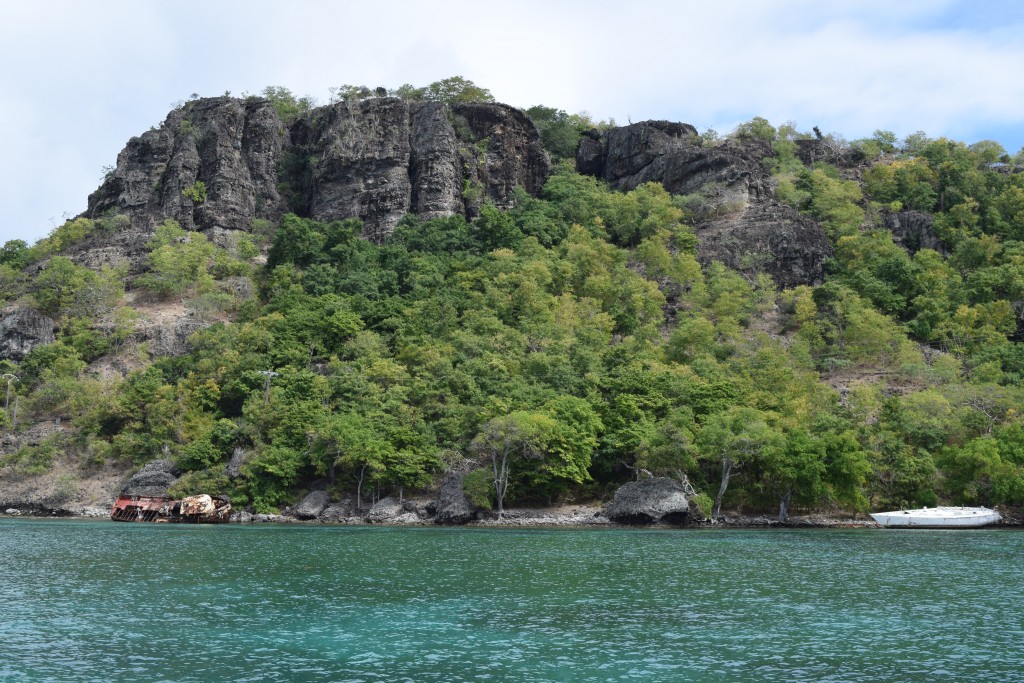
[0,500,885,529]
[4,462,1021,529]
[7,501,1024,529]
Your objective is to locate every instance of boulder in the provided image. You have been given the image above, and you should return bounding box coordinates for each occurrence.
[294,490,331,520]
[367,496,404,521]
[604,477,692,525]
[319,500,356,522]
[121,460,180,497]
[433,472,476,525]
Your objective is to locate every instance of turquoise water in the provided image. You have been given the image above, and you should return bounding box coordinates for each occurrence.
[1,521,1022,682]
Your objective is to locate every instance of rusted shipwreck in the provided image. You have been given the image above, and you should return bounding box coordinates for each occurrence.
[110,493,231,523]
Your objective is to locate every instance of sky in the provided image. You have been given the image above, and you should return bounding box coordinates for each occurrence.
[3,0,1024,244]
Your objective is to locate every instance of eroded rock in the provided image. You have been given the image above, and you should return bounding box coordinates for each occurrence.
[121,460,180,497]
[367,496,403,521]
[884,209,944,255]
[434,472,476,525]
[294,490,332,520]
[604,477,691,525]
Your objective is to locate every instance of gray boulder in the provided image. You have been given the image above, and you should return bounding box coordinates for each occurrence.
[294,490,331,520]
[367,496,403,522]
[121,460,181,497]
[433,472,476,525]
[604,477,692,525]
[319,500,356,522]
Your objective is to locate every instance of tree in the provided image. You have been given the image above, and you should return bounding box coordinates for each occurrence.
[732,117,776,142]
[525,106,600,161]
[260,86,316,122]
[311,412,393,509]
[31,256,122,318]
[530,396,602,495]
[423,77,494,104]
[757,429,826,522]
[697,406,783,519]
[268,214,326,269]
[137,220,217,298]
[470,412,554,516]
[0,239,32,270]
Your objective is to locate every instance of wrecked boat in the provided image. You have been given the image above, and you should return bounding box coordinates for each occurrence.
[110,493,231,524]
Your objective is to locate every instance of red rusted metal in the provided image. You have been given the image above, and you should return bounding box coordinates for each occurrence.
[110,494,231,524]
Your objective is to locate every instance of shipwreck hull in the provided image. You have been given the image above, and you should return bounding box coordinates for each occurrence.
[110,494,231,524]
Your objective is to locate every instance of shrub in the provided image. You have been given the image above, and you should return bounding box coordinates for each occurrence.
[182,181,208,203]
[690,491,713,520]
[462,468,493,509]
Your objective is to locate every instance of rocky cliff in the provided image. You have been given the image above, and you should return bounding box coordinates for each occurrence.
[84,96,549,249]
[577,121,832,288]
[83,97,828,288]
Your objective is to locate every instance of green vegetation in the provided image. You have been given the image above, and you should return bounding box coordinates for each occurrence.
[3,106,1024,521]
[182,181,207,204]
[328,76,495,106]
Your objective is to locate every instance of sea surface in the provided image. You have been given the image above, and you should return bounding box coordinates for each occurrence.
[1,520,1022,682]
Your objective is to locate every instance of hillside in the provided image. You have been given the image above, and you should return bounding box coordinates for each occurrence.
[1,82,1022,521]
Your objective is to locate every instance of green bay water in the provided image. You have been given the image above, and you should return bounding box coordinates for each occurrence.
[1,521,1022,682]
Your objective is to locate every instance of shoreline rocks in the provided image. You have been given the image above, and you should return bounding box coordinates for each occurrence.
[604,477,693,525]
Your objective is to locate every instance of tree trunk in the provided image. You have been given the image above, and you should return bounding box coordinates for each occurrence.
[713,458,733,521]
[356,464,366,510]
[778,486,794,523]
[493,452,509,519]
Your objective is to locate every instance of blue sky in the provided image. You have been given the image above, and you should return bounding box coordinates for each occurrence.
[2,0,1024,244]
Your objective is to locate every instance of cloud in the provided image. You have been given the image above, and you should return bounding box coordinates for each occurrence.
[3,0,1024,243]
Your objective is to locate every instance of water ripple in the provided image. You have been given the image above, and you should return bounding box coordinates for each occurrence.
[1,521,1023,682]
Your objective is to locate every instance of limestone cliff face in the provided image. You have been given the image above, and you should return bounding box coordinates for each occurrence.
[86,96,549,245]
[577,121,833,288]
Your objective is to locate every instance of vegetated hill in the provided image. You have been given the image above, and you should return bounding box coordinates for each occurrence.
[1,81,1023,521]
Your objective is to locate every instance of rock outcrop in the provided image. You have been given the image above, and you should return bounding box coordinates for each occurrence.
[0,308,55,361]
[433,472,477,525]
[318,500,356,522]
[367,496,404,521]
[577,121,833,288]
[120,459,180,497]
[85,96,549,249]
[87,97,288,234]
[884,209,944,255]
[604,477,692,525]
[294,490,332,520]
